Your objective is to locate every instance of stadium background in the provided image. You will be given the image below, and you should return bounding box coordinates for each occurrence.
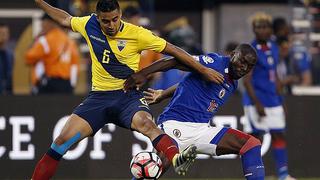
[0,0,320,179]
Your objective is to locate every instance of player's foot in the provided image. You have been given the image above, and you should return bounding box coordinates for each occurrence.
[172,144,197,176]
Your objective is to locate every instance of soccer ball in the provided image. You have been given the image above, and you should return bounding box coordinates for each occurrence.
[130,151,163,179]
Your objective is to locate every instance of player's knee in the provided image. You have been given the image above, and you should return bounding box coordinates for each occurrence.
[239,135,261,155]
[54,135,67,145]
[51,132,81,155]
[136,118,157,134]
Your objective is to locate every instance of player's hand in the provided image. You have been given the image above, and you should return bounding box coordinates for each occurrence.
[143,88,163,105]
[255,102,266,117]
[124,72,147,92]
[202,68,224,84]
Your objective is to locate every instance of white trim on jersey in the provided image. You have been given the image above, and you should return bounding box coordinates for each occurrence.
[70,64,78,87]
[39,36,50,54]
[34,61,45,79]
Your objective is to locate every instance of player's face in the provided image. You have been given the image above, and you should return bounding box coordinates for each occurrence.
[253,21,272,42]
[230,51,256,79]
[97,9,122,36]
[279,41,289,59]
[0,26,9,44]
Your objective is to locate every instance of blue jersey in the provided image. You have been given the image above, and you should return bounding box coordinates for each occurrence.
[289,43,311,74]
[158,53,238,124]
[242,40,282,107]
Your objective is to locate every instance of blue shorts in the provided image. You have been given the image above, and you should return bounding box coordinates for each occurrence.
[73,90,151,134]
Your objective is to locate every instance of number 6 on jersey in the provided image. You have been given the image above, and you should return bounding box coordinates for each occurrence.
[102,49,110,64]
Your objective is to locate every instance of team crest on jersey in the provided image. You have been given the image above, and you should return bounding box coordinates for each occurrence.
[207,100,218,112]
[219,88,226,99]
[173,129,181,138]
[267,57,274,65]
[117,40,126,51]
[202,56,214,64]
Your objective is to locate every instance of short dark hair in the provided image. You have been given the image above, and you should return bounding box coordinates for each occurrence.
[236,43,258,65]
[272,17,287,34]
[96,0,120,13]
[224,42,239,53]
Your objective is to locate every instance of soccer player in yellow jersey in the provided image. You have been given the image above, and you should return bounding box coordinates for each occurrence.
[31,0,224,179]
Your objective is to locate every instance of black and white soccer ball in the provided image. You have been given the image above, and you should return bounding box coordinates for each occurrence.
[130,151,163,180]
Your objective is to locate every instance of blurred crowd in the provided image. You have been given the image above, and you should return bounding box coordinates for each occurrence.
[0,0,317,95]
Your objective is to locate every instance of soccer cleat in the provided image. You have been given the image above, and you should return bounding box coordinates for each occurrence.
[172,144,197,175]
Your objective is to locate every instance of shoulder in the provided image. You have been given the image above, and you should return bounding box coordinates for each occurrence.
[206,53,228,65]
[134,24,155,36]
[71,15,92,23]
[197,53,229,71]
[44,30,67,47]
[269,40,279,50]
[117,21,143,40]
[70,15,93,31]
[122,21,141,33]
[251,40,257,47]
[47,28,66,39]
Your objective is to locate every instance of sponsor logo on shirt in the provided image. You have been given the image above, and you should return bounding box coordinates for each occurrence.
[89,35,106,43]
[267,56,274,65]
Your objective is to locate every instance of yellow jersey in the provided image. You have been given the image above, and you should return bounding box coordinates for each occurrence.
[71,14,166,91]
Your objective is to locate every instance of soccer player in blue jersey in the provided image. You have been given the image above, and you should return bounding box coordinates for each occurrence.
[31,0,225,179]
[125,44,266,180]
[242,12,295,180]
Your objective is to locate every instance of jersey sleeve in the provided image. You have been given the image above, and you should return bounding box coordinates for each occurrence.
[70,16,91,37]
[25,36,47,65]
[196,53,221,70]
[137,27,167,53]
[294,52,311,73]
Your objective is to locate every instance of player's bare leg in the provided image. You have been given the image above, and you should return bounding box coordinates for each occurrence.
[31,114,93,180]
[217,129,265,180]
[131,111,197,176]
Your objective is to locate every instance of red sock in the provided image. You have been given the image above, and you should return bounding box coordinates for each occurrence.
[152,134,179,162]
[32,154,59,180]
[272,138,286,148]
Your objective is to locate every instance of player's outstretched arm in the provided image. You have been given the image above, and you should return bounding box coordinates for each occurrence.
[124,56,178,91]
[243,70,266,116]
[162,42,224,84]
[143,85,177,105]
[124,55,195,91]
[35,0,72,28]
